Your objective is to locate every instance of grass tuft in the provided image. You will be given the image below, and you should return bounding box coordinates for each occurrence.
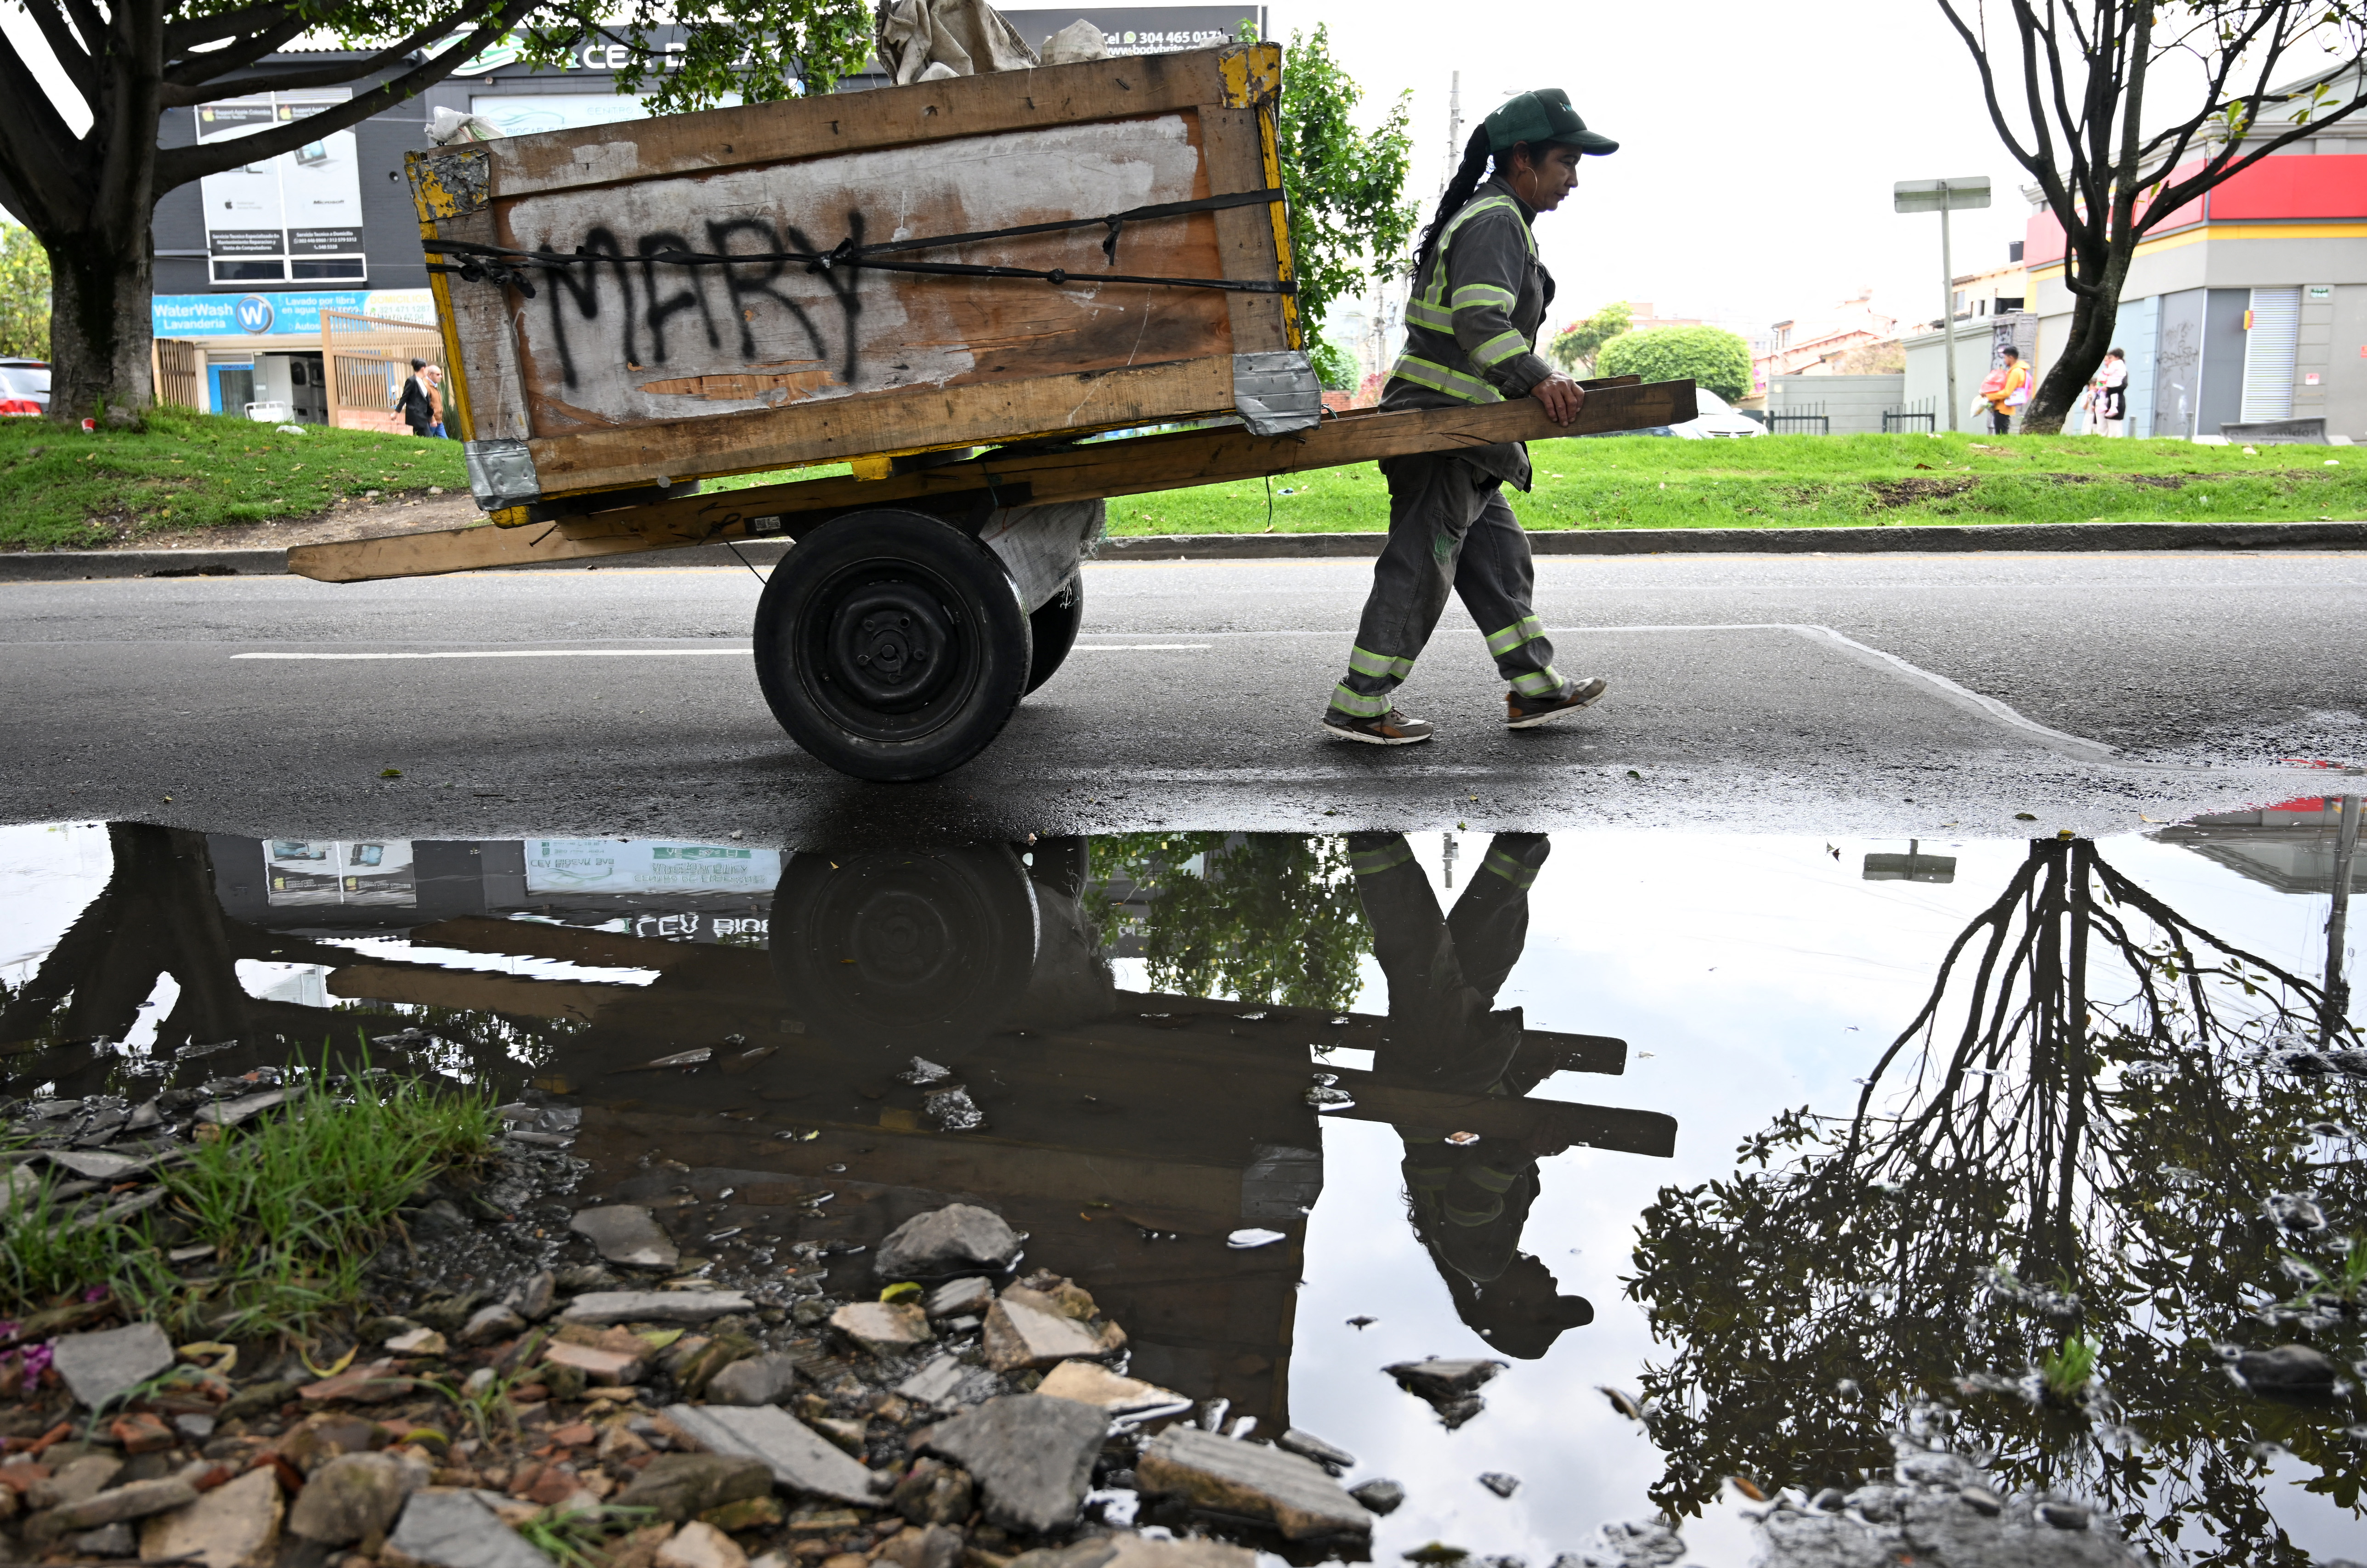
[2038,1334,2101,1401]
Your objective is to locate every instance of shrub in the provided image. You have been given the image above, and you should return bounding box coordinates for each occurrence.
[1597,324,1754,402]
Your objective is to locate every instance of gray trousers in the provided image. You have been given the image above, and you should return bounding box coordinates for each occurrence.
[1330,453,1563,718]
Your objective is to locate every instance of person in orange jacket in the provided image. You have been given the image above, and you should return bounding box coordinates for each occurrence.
[1982,345,2031,434]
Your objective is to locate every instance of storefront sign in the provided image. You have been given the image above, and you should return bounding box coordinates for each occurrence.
[153,289,435,338]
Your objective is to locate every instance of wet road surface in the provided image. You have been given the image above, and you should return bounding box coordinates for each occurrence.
[3,550,2361,841]
[3,815,2361,1563]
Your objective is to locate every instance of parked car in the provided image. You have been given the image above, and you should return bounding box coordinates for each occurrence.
[0,360,51,416]
[1572,385,1763,439]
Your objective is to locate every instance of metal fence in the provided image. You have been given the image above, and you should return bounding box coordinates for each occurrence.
[323,310,446,433]
[1767,404,1830,435]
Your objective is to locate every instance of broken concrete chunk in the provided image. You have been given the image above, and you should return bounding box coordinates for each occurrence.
[141,1466,284,1568]
[2235,1343,2337,1394]
[196,1090,288,1127]
[661,1404,883,1506]
[570,1206,682,1270]
[1033,1361,1188,1416]
[920,1395,1107,1535]
[830,1301,932,1357]
[504,1271,557,1322]
[288,1452,423,1545]
[34,1455,124,1510]
[925,1276,992,1320]
[616,1454,773,1523]
[71,1522,138,1557]
[51,1321,175,1410]
[559,1291,753,1325]
[51,1477,201,1530]
[981,1297,1110,1373]
[874,1204,1023,1281]
[385,1327,447,1357]
[386,1489,555,1568]
[1136,1426,1375,1543]
[1385,1357,1504,1429]
[894,1355,968,1408]
[1347,1479,1404,1516]
[460,1304,527,1346]
[657,1520,748,1568]
[1008,1542,1254,1568]
[877,1521,963,1568]
[707,1353,801,1407]
[543,1339,646,1387]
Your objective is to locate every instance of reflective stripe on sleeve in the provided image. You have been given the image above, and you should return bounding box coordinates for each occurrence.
[1390,353,1504,405]
[1471,329,1530,368]
[1350,840,1416,877]
[1450,283,1517,310]
[1483,846,1541,888]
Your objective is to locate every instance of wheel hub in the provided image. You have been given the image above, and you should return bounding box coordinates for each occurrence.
[830,584,955,710]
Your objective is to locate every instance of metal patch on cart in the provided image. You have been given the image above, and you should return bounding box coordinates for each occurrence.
[408,147,492,221]
[464,439,541,511]
[1233,350,1322,436]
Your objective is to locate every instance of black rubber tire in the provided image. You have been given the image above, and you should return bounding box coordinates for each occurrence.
[770,845,1039,1049]
[1023,576,1085,696]
[753,509,1032,781]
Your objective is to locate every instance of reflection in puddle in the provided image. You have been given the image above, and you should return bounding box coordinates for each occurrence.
[1,805,2360,1564]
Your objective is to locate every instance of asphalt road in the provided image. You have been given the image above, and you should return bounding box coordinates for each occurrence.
[3,549,2361,843]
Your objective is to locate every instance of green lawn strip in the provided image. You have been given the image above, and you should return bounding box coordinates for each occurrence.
[1,1066,496,1338]
[0,407,469,551]
[1103,431,2367,535]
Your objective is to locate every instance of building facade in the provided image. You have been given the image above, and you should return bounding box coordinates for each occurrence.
[2021,66,2367,439]
[126,6,1264,419]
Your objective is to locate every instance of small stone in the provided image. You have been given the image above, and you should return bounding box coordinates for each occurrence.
[660,1404,883,1506]
[2235,1343,2338,1394]
[698,1496,785,1532]
[895,1356,968,1408]
[299,1361,416,1404]
[33,1455,124,1511]
[920,1395,1107,1535]
[1384,1359,1504,1399]
[544,1339,646,1387]
[1006,1539,1255,1568]
[560,1291,754,1325]
[981,1297,1107,1373]
[1136,1425,1375,1542]
[616,1454,774,1524]
[70,1521,138,1556]
[1348,1479,1404,1516]
[873,1204,1023,1280]
[110,1413,176,1454]
[707,1352,800,1407]
[887,1460,973,1527]
[1957,1485,2004,1516]
[783,1506,863,1536]
[813,1419,866,1456]
[51,1477,201,1530]
[385,1328,447,1357]
[196,1090,288,1127]
[572,1206,682,1270]
[659,1520,749,1568]
[386,1489,556,1568]
[830,1301,932,1357]
[1478,1473,1518,1499]
[173,1414,217,1443]
[924,1277,992,1320]
[288,1453,422,1545]
[1274,1428,1355,1472]
[217,1380,299,1422]
[2038,1500,2090,1531]
[1034,1360,1186,1416]
[51,1322,176,1410]
[877,1522,962,1568]
[461,1304,527,1346]
[506,1271,557,1321]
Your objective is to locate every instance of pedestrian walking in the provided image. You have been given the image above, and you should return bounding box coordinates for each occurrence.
[395,358,436,436]
[2095,347,2128,436]
[1321,89,1618,746]
[421,364,447,438]
[1982,345,2030,435]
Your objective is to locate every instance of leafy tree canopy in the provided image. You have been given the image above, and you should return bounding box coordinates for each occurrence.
[0,224,48,360]
[1266,23,1417,335]
[1546,300,1631,375]
[1596,324,1752,403]
[1091,833,1370,1013]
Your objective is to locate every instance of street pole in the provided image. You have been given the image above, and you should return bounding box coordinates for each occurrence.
[1940,182,1959,433]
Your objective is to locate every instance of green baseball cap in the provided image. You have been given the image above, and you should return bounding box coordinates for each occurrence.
[1484,88,1619,156]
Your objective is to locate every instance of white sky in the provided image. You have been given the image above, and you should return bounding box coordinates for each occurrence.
[0,0,2055,334]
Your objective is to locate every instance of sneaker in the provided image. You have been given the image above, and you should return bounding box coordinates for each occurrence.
[1506,677,1608,729]
[1322,707,1434,745]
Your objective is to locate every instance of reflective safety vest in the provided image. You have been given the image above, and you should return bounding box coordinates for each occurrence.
[1390,193,1537,406]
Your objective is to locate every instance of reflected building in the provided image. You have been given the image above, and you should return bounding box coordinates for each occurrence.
[0,826,1677,1434]
[2154,795,2364,894]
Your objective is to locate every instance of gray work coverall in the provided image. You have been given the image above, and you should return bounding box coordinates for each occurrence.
[1329,176,1570,721]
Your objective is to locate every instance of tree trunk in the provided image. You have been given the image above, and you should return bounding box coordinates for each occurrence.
[46,227,155,424]
[2019,245,2133,436]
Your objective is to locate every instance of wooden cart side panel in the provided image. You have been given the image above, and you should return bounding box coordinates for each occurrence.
[487,113,1231,443]
[482,45,1272,201]
[424,209,533,442]
[526,356,1233,493]
[1200,107,1289,356]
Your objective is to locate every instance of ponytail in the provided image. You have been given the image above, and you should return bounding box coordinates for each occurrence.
[1411,123,1493,287]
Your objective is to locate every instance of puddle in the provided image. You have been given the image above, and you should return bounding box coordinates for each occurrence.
[2,803,2362,1565]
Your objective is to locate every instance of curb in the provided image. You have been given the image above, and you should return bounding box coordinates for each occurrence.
[6,520,2365,581]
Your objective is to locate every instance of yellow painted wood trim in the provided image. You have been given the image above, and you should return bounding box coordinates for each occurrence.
[1257,102,1301,349]
[1218,41,1282,108]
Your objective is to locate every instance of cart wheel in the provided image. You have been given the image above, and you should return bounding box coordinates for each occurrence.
[1024,576,1085,696]
[753,509,1032,781]
[770,844,1039,1049]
